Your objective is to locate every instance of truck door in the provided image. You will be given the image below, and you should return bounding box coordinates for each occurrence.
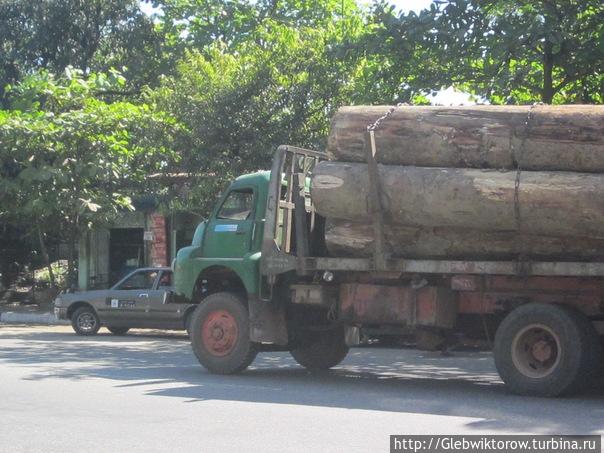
[203,187,256,258]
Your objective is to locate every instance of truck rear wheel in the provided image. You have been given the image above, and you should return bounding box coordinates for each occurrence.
[494,303,601,397]
[290,326,349,371]
[190,292,257,375]
[107,326,130,335]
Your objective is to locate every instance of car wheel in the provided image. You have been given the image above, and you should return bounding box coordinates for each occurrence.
[107,326,130,335]
[71,306,101,336]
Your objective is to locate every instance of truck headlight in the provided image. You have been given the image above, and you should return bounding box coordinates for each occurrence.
[322,271,335,282]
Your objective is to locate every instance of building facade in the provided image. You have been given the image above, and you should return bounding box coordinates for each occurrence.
[77,210,200,290]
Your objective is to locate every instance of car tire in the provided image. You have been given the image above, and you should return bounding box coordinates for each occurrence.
[107,326,130,335]
[494,303,602,397]
[71,306,101,336]
[290,326,349,371]
[190,292,257,374]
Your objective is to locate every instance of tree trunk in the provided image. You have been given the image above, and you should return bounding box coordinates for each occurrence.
[327,105,604,172]
[542,41,554,104]
[325,219,604,261]
[67,221,78,290]
[312,162,604,240]
[37,225,56,287]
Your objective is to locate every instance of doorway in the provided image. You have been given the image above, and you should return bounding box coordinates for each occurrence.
[109,228,144,285]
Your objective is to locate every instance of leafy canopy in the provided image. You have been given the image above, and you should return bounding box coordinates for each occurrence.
[373,0,604,104]
[0,68,182,234]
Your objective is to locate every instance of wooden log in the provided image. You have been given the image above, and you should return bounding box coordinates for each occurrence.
[325,220,604,261]
[327,105,604,172]
[312,162,604,239]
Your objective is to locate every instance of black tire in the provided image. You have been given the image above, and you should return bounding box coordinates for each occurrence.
[71,306,101,336]
[184,309,194,337]
[290,326,349,371]
[189,292,257,374]
[107,326,130,335]
[494,303,602,397]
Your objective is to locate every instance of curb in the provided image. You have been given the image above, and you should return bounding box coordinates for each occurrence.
[0,311,69,325]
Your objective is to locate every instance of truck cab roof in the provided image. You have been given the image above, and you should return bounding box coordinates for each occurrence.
[231,170,271,189]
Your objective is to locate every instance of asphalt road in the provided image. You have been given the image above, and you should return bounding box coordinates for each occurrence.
[1,325,603,453]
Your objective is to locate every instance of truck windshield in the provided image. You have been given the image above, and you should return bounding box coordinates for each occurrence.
[217,188,254,220]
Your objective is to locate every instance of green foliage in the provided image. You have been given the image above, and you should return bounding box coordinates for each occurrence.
[442,0,604,103]
[0,69,182,282]
[152,1,369,214]
[0,0,163,103]
[34,260,68,286]
[373,0,604,104]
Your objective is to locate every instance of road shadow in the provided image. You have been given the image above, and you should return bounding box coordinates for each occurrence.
[1,328,603,434]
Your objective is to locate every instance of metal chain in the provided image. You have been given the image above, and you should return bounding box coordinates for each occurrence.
[367,102,407,132]
[513,102,542,232]
[364,103,408,267]
[514,102,542,272]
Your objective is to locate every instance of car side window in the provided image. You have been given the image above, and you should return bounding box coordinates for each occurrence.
[158,271,172,289]
[217,189,253,221]
[116,271,158,290]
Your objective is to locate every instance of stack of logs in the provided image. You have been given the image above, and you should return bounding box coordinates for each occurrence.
[311,105,604,261]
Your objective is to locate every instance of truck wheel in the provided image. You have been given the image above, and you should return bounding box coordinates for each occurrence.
[290,326,349,371]
[184,310,194,337]
[71,306,101,336]
[494,303,602,397]
[190,292,257,374]
[107,326,130,335]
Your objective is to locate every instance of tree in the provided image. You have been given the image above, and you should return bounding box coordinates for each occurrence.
[151,1,368,214]
[374,0,604,104]
[353,3,438,104]
[0,69,182,285]
[155,0,359,50]
[0,0,164,103]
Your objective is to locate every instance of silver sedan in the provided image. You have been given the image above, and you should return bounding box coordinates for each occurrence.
[54,267,195,336]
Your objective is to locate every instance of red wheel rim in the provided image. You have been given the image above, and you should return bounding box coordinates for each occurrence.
[201,310,239,357]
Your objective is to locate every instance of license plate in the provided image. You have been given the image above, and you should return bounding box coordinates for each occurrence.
[109,299,135,308]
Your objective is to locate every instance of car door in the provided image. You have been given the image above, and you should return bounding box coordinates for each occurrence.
[104,269,160,325]
[203,187,255,258]
[145,270,183,327]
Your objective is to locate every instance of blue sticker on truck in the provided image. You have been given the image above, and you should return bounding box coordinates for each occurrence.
[214,224,238,232]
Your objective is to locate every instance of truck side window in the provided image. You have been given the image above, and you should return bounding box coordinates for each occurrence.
[217,189,253,221]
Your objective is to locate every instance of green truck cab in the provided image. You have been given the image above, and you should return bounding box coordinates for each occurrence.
[173,146,349,375]
[173,170,269,303]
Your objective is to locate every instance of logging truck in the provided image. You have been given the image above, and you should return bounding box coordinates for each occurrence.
[172,143,604,397]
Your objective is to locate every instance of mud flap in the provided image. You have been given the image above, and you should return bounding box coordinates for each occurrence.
[248,295,289,345]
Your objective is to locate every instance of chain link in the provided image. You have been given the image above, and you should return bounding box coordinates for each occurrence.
[367,102,408,132]
[514,102,543,272]
[513,102,543,232]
